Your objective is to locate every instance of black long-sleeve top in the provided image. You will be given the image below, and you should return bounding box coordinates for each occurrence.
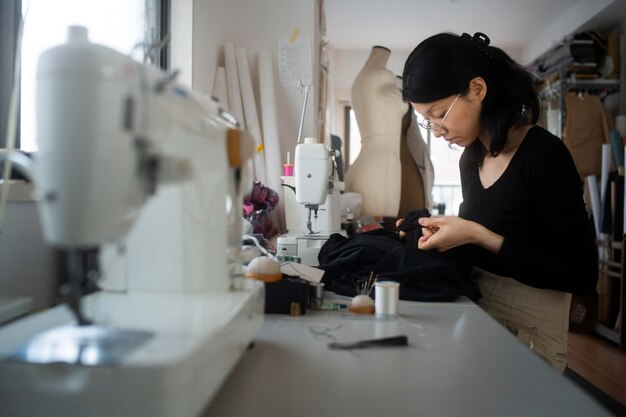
[458,126,598,295]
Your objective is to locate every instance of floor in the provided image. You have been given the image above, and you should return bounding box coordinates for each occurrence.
[566,330,626,416]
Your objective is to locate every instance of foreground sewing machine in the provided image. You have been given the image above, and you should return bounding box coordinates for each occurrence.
[277,137,345,265]
[0,26,263,417]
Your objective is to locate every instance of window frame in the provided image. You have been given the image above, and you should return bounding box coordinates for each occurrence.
[0,0,22,149]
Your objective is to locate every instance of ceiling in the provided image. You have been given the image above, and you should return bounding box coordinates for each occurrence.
[324,0,626,63]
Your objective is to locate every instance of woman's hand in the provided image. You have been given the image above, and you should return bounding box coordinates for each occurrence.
[395,218,405,236]
[416,216,504,253]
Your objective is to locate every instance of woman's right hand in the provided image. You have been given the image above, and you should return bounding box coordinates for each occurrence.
[416,216,503,253]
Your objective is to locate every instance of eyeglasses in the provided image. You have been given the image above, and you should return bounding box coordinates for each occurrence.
[418,93,461,133]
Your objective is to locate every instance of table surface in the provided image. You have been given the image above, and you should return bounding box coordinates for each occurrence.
[203,294,612,417]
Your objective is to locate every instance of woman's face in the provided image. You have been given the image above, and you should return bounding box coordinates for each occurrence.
[411,79,486,148]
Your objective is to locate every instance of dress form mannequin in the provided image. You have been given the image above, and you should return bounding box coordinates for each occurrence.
[346,46,407,218]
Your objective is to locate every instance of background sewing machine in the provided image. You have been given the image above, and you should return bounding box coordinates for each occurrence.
[277,136,345,266]
[0,26,263,417]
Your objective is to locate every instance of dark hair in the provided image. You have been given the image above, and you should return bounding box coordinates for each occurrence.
[402,32,540,163]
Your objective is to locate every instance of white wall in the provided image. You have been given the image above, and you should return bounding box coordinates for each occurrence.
[171,0,321,166]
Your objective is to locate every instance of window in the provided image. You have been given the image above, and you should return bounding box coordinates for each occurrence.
[19,0,166,152]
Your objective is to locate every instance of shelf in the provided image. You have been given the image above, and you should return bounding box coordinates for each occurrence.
[538,78,619,138]
[539,78,619,98]
[562,79,620,91]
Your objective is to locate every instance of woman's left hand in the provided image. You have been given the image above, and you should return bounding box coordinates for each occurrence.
[418,216,504,253]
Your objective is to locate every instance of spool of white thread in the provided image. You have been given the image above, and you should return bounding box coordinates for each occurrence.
[375,281,400,316]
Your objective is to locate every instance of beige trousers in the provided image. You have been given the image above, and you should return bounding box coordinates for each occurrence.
[473,268,572,373]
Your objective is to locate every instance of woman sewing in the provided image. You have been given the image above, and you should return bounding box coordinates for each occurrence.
[398,32,598,372]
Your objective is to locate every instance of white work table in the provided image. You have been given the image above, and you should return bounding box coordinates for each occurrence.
[203,294,612,417]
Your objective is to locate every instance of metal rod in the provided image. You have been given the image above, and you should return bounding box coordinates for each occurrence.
[297,81,311,144]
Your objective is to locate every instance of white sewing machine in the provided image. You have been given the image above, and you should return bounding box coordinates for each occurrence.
[277,137,344,266]
[0,26,263,417]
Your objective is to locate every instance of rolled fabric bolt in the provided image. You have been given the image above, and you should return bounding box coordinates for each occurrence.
[375,281,399,316]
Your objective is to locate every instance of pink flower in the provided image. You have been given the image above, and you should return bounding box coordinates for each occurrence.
[242,202,255,217]
[241,181,280,239]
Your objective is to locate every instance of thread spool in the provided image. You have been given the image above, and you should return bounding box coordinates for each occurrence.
[375,281,399,316]
[309,282,324,309]
[290,302,301,316]
[283,164,294,176]
[283,151,294,176]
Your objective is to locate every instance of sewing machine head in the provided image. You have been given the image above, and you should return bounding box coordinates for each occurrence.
[276,137,343,265]
[34,26,154,247]
[33,26,253,321]
[294,137,336,234]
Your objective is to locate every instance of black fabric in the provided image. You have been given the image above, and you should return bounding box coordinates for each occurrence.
[317,229,480,302]
[459,126,598,295]
[397,208,431,248]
